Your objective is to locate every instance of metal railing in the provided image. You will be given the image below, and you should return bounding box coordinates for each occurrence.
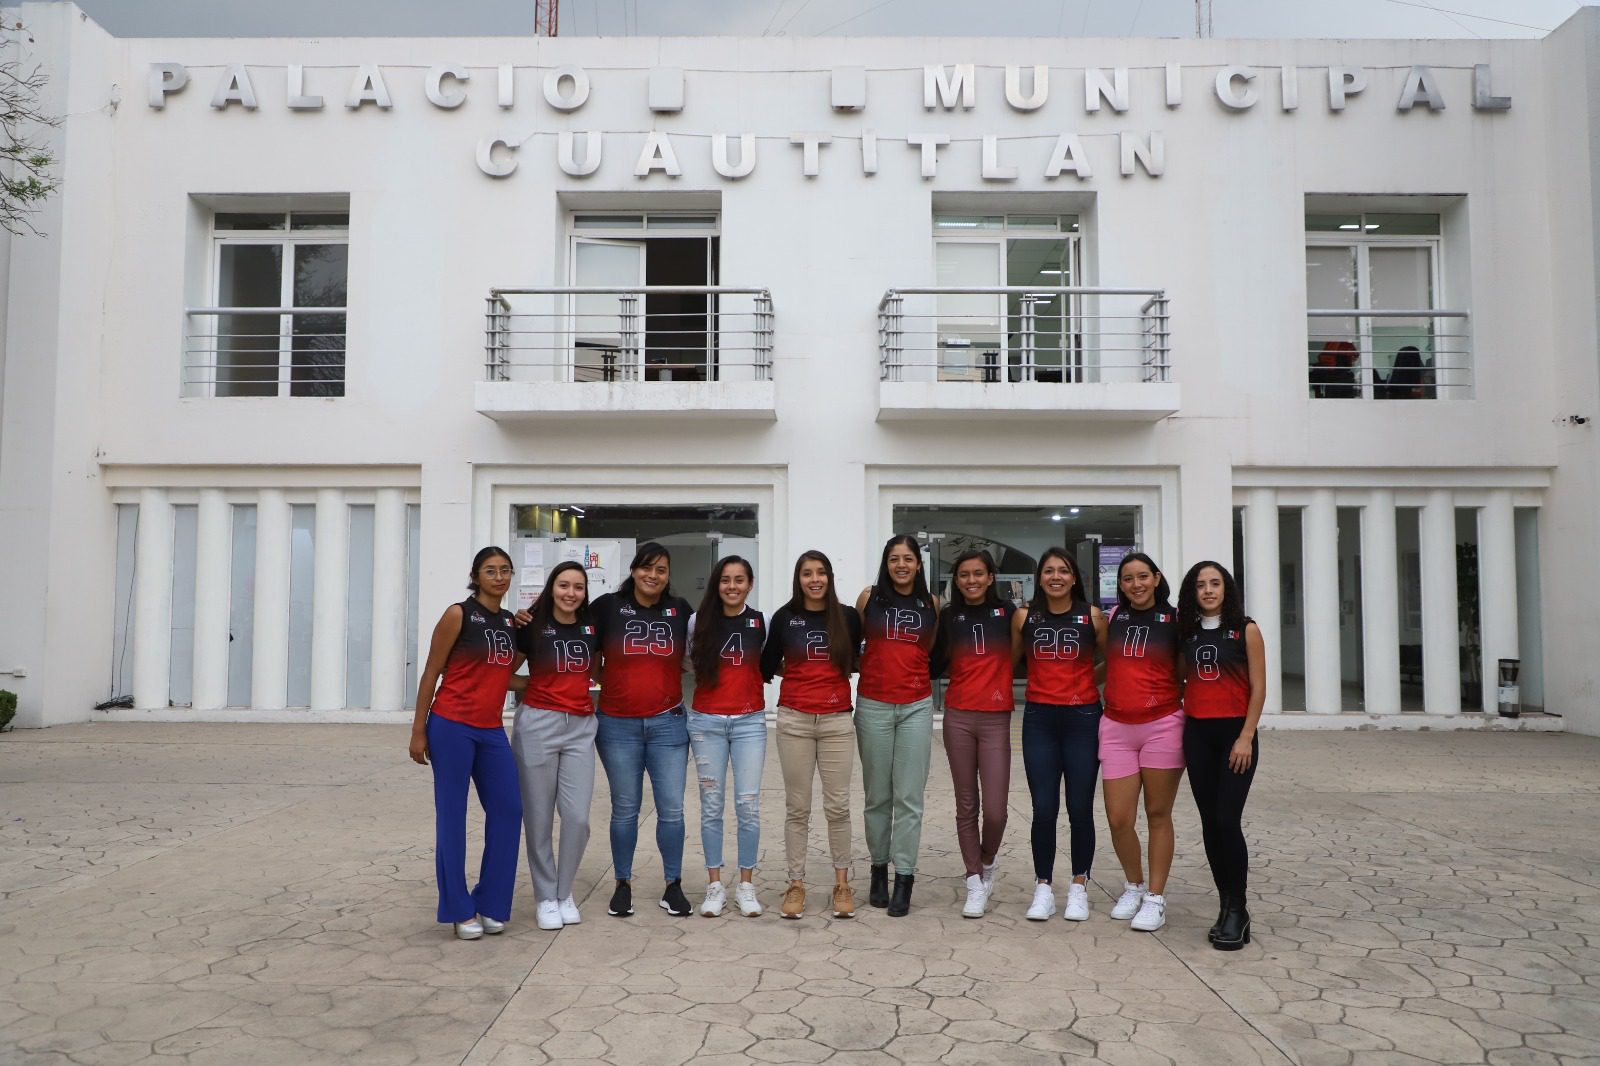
[1307,309,1470,399]
[183,306,347,397]
[877,287,1170,384]
[484,287,774,384]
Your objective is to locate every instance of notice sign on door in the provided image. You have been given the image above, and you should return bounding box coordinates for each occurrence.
[1098,544,1132,609]
[559,540,625,598]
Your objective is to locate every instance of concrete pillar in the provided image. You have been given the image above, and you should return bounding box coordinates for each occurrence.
[1478,490,1519,712]
[251,489,291,710]
[371,488,408,711]
[1419,489,1461,715]
[310,489,349,710]
[1243,488,1282,714]
[131,489,174,710]
[1360,490,1402,714]
[191,489,232,710]
[1303,489,1342,714]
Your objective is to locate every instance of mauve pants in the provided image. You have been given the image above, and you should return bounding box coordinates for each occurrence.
[941,709,1013,877]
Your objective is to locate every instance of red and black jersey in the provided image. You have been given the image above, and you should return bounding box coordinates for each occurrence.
[592,591,693,717]
[935,602,1015,712]
[518,617,599,715]
[858,591,937,703]
[1022,603,1099,707]
[430,597,518,729]
[689,608,768,715]
[759,605,862,714]
[1104,604,1182,724]
[1183,618,1254,719]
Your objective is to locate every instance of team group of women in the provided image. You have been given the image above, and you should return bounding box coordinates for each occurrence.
[409,534,1266,952]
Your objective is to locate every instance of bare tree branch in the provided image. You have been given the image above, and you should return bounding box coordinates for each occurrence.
[1,22,60,237]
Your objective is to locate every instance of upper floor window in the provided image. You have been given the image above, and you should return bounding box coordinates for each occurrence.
[188,210,348,397]
[932,214,1083,382]
[567,212,720,382]
[1306,212,1460,400]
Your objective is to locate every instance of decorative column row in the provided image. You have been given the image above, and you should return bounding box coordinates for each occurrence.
[1302,490,1343,714]
[1478,490,1519,712]
[132,489,175,710]
[1360,490,1401,715]
[1419,489,1461,715]
[310,489,350,711]
[1242,489,1283,715]
[191,490,232,710]
[370,488,409,711]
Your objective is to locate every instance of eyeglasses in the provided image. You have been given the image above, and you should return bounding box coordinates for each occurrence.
[480,567,514,578]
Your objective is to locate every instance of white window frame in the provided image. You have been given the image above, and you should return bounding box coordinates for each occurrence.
[564,212,722,382]
[201,212,350,399]
[1306,215,1445,401]
[932,214,1083,383]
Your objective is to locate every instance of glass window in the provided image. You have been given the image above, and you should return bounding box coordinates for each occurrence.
[934,215,1003,230]
[1305,212,1444,400]
[200,210,348,398]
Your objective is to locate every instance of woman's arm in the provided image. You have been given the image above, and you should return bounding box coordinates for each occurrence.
[759,607,786,682]
[410,605,464,764]
[1091,605,1109,685]
[855,587,872,614]
[1231,621,1268,773]
[1010,607,1027,667]
[507,653,528,697]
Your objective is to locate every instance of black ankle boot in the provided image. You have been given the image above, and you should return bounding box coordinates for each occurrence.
[1213,893,1251,951]
[1208,895,1228,942]
[869,864,890,909]
[887,874,914,917]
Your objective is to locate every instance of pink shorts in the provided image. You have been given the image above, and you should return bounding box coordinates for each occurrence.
[1098,710,1186,779]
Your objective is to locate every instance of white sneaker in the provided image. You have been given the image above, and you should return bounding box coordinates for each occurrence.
[536,900,563,931]
[962,874,988,918]
[479,915,505,935]
[1064,882,1090,922]
[1130,893,1167,932]
[453,918,484,940]
[558,896,582,925]
[701,882,727,917]
[734,882,763,917]
[980,861,998,893]
[1111,881,1147,920]
[1025,883,1056,921]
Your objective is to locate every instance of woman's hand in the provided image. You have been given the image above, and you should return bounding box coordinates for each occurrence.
[1228,732,1254,774]
[513,609,533,627]
[409,728,430,765]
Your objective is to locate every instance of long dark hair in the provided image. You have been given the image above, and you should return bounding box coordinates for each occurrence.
[1178,560,1245,643]
[466,545,513,592]
[691,555,755,686]
[616,541,674,602]
[528,560,591,630]
[1029,546,1088,613]
[871,534,932,606]
[1115,551,1172,611]
[949,548,1005,610]
[787,550,854,677]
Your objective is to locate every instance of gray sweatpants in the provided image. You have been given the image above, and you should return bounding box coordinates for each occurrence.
[511,705,598,903]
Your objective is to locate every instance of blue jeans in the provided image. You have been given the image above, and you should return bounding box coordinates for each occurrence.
[426,714,523,924]
[1021,700,1102,883]
[688,710,768,872]
[595,708,689,882]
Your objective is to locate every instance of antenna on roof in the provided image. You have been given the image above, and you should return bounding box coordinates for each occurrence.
[535,0,559,36]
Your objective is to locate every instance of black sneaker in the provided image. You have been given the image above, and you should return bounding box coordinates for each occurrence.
[660,879,692,917]
[608,880,634,917]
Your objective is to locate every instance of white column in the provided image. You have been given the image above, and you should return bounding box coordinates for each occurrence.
[251,489,291,710]
[310,490,350,711]
[1360,490,1402,714]
[191,490,232,710]
[1419,489,1460,715]
[1478,490,1519,712]
[1303,490,1343,714]
[370,488,408,711]
[131,489,174,710]
[1243,488,1282,714]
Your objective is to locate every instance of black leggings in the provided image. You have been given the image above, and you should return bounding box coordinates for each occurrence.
[1182,716,1257,897]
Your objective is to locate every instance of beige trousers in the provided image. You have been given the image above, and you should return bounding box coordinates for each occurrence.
[775,707,855,880]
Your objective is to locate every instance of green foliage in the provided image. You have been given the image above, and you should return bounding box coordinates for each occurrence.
[0,689,16,731]
[1,27,61,236]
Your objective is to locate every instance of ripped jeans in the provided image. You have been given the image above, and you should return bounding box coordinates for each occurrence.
[688,709,768,872]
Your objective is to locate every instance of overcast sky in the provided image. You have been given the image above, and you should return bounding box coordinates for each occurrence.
[54,0,1589,39]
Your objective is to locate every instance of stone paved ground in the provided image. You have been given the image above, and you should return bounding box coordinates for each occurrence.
[2,723,1599,1065]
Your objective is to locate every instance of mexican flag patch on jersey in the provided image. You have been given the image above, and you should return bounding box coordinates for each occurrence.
[661,607,677,617]
[746,617,762,628]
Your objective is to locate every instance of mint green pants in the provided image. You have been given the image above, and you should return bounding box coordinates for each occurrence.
[855,695,934,875]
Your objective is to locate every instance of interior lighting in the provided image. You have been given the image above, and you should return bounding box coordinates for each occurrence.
[1338,223,1360,230]
[1069,507,1081,515]
[1050,513,1063,521]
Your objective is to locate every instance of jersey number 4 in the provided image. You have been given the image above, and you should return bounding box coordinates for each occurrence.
[720,634,746,668]
[623,620,675,656]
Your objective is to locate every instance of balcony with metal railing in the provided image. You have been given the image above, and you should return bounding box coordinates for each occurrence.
[875,287,1178,420]
[475,286,776,420]
[1307,309,1470,400]
[183,306,347,398]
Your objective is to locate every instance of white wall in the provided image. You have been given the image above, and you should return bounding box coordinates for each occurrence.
[5,3,1598,728]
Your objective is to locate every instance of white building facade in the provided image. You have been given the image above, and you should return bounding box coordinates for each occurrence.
[4,2,1599,732]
